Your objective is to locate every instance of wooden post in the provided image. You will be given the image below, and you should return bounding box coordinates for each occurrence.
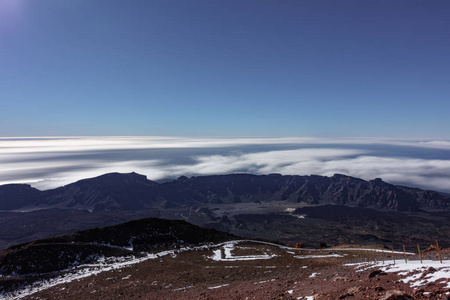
[417,244,422,264]
[359,252,362,263]
[392,248,395,264]
[382,251,385,264]
[436,240,442,263]
[403,245,407,263]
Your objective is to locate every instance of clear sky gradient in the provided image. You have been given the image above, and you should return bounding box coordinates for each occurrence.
[1,1,450,137]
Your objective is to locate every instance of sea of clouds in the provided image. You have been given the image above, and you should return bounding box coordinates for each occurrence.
[1,136,450,192]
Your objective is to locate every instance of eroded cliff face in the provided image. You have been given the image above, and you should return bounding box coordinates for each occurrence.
[1,172,449,212]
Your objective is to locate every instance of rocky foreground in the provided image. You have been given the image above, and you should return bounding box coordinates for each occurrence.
[2,240,449,299]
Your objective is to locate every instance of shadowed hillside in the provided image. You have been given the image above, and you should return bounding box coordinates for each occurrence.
[1,172,449,212]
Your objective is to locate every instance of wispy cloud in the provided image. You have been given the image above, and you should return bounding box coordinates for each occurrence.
[1,137,450,192]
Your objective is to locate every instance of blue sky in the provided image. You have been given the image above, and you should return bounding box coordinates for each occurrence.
[1,0,450,137]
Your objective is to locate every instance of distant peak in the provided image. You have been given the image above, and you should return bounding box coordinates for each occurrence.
[94,172,147,179]
[371,178,383,182]
[332,174,346,178]
[0,183,34,189]
[332,174,356,179]
[129,172,147,179]
[369,178,387,186]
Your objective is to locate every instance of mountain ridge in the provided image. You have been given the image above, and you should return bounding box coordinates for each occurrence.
[0,217,236,278]
[1,172,449,212]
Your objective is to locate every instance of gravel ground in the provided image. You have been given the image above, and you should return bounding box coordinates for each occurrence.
[7,241,450,300]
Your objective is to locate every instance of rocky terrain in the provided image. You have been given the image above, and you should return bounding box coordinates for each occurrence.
[2,172,449,212]
[0,172,449,299]
[1,236,449,299]
[1,172,450,251]
[0,218,235,279]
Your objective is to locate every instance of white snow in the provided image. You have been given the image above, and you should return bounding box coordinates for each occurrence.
[91,242,133,251]
[284,208,306,218]
[209,241,277,261]
[349,259,450,289]
[254,279,276,284]
[335,248,414,255]
[1,240,280,299]
[380,260,450,289]
[295,254,343,259]
[1,239,428,299]
[309,272,319,278]
[1,244,215,299]
[208,284,229,289]
[173,285,192,291]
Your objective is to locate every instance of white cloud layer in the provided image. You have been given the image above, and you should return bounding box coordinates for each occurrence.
[1,137,450,192]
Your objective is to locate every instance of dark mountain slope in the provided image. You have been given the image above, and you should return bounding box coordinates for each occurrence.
[0,184,43,210]
[41,172,159,211]
[155,173,291,205]
[155,173,447,211]
[0,208,161,250]
[226,205,450,249]
[1,172,449,212]
[0,218,236,277]
[397,185,450,209]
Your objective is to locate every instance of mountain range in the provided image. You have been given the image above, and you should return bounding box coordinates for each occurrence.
[1,172,449,212]
[1,172,450,251]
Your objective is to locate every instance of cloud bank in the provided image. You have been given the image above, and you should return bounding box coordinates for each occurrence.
[1,136,450,192]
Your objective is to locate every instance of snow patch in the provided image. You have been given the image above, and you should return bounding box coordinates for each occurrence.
[380,260,450,289]
[1,243,218,299]
[173,285,192,291]
[210,241,277,261]
[208,284,229,289]
[350,259,450,289]
[295,254,343,259]
[335,248,414,255]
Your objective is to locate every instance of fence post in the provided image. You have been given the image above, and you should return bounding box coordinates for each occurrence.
[436,240,442,263]
[403,245,407,263]
[392,248,395,264]
[417,244,422,264]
